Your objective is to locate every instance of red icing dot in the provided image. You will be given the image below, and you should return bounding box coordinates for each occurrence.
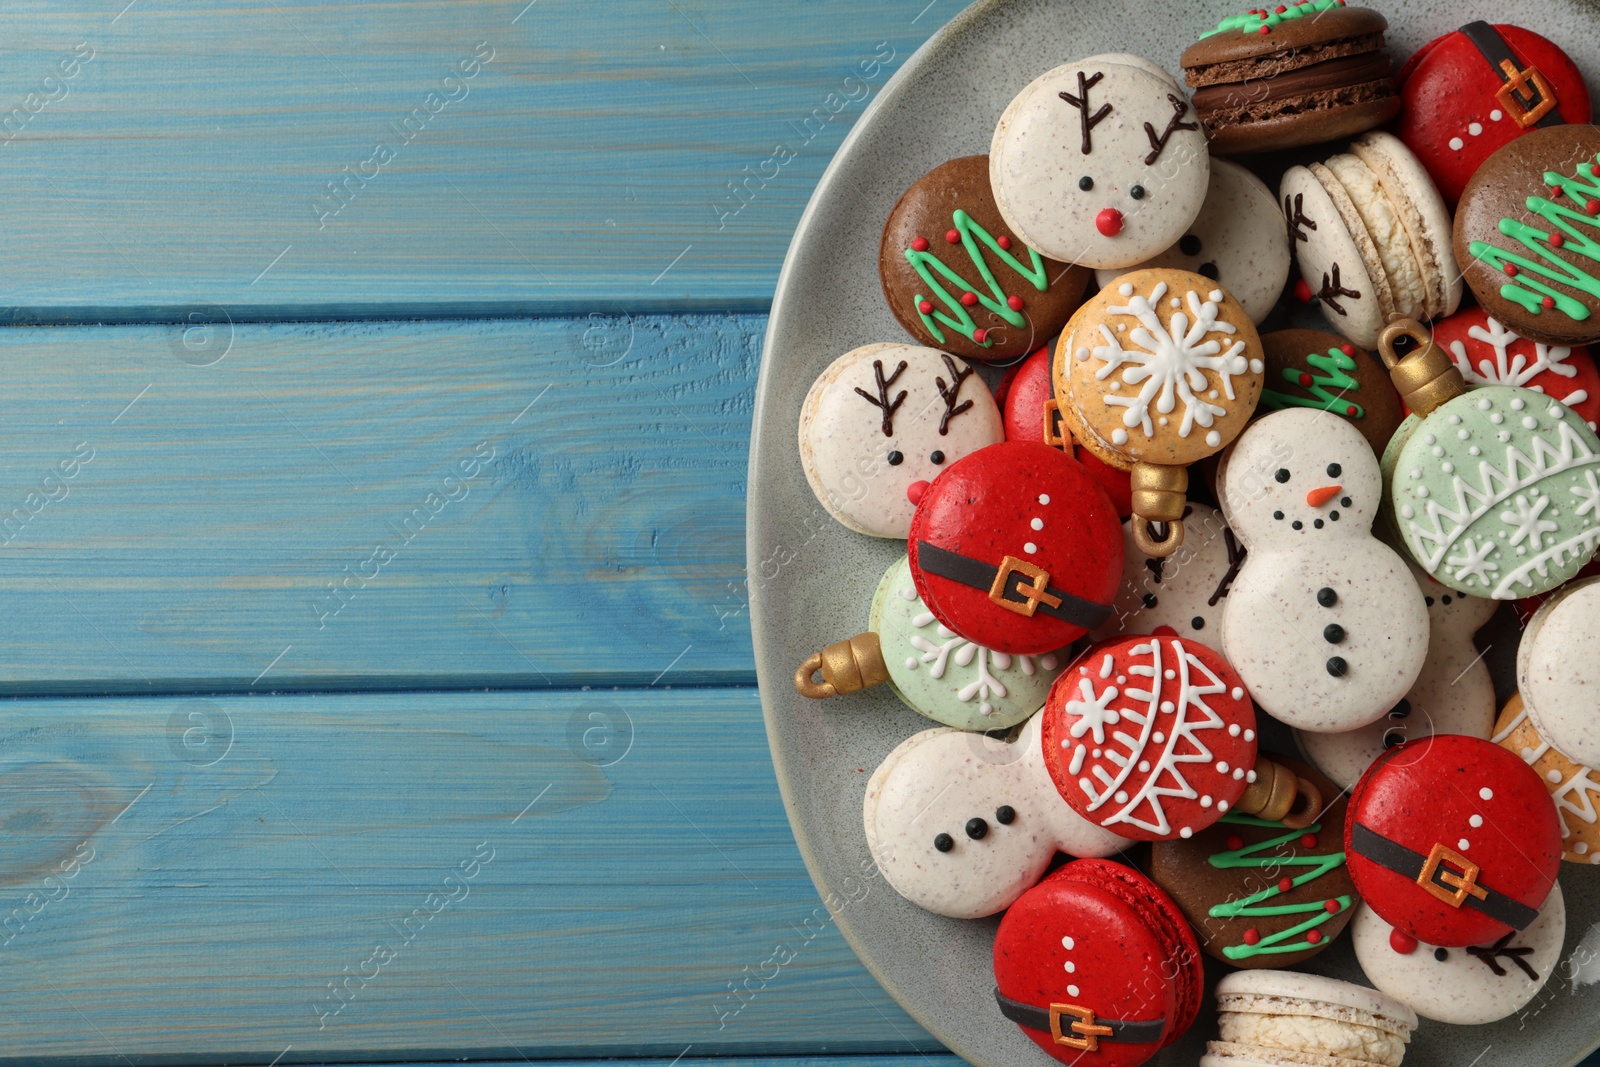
[1544,296,1558,309]
[1339,343,1355,356]
[1275,4,1286,11]
[1293,277,1314,303]
[1587,199,1600,216]
[910,236,930,252]
[1550,185,1564,199]
[1325,899,1342,913]
[997,235,1012,250]
[1300,833,1318,848]
[1297,371,1314,387]
[1243,928,1261,946]
[1345,404,1358,416]
[917,300,934,315]
[1225,834,1244,851]
[1552,232,1566,248]
[945,228,961,244]
[960,291,979,307]
[1007,294,1025,311]
[1504,263,1519,276]
[972,328,988,343]
[1258,24,1271,33]
[1278,877,1294,893]
[1306,929,1323,945]
[1390,929,1419,954]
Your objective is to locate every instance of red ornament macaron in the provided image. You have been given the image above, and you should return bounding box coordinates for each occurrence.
[1345,734,1562,947]
[1040,635,1259,841]
[1396,22,1591,206]
[1431,305,1600,429]
[909,441,1122,655]
[994,858,1203,1067]
[998,346,1134,517]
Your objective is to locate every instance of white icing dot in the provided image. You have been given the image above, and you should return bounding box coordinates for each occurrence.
[1031,518,1044,530]
[1062,936,1075,949]
[1249,359,1264,374]
[1442,462,1454,474]
[1551,769,1565,783]
[1064,960,1076,973]
[1153,731,1165,743]
[905,656,919,669]
[1228,723,1241,737]
[1025,542,1038,554]
[980,702,993,715]
[1578,843,1590,856]
[1217,761,1230,774]
[1139,760,1150,772]
[1458,838,1470,850]
[1448,136,1464,150]
[1209,390,1219,400]
[1114,791,1129,804]
[1039,494,1050,505]
[1448,414,1462,424]
[1160,700,1175,713]
[1431,446,1444,457]
[1592,854,1600,864]
[1499,430,1511,442]
[1201,795,1213,808]
[1119,283,1134,297]
[1409,468,1422,479]
[1524,416,1538,429]
[1244,729,1255,742]
[1218,800,1230,813]
[1093,748,1102,758]
[1209,290,1224,303]
[1491,109,1503,120]
[1479,397,1493,410]
[1401,505,1414,519]
[1458,428,1470,439]
[1469,814,1484,827]
[1158,416,1168,427]
[1233,767,1245,780]
[1067,984,1080,996]
[1480,787,1494,800]
[1469,446,1481,456]
[1422,433,1436,445]
[1510,397,1526,411]
[1469,122,1483,136]
[1117,675,1126,684]
[1112,428,1129,446]
[1246,770,1258,783]
[1550,405,1565,419]
[1417,486,1429,498]
[1076,346,1090,362]
[1041,654,1058,670]
[1206,430,1222,447]
[1164,669,1175,680]
[1490,412,1504,424]
[1170,297,1181,309]
[1231,687,1244,700]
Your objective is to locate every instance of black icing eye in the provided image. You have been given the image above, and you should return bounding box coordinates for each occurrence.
[1273,510,1284,520]
[1179,235,1202,256]
[1323,624,1345,644]
[887,450,904,466]
[1142,593,1158,609]
[1383,729,1406,749]
[1434,947,1450,962]
[1424,596,1435,607]
[933,833,954,853]
[929,450,945,465]
[1326,462,1342,477]
[1079,175,1094,191]
[1198,262,1219,280]
[996,805,1016,825]
[1191,616,1205,630]
[1327,656,1348,677]
[1389,698,1412,720]
[1275,468,1291,483]
[1130,184,1146,200]
[965,817,989,840]
[1442,595,1452,605]
[1318,587,1337,607]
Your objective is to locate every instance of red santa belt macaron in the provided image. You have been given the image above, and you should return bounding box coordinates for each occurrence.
[913,541,1112,629]
[1347,822,1540,930]
[992,991,1167,1052]
[1454,22,1565,128]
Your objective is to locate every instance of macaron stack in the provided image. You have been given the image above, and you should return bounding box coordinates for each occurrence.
[786,6,1600,1064]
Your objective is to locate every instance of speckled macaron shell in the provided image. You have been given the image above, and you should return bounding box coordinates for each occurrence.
[1494,691,1600,864]
[1386,384,1600,598]
[863,714,1132,919]
[1040,634,1258,842]
[1434,305,1600,430]
[1350,884,1565,1025]
[1091,505,1244,646]
[909,440,1123,655]
[798,343,1003,538]
[869,554,1066,731]
[1345,734,1563,947]
[1454,124,1600,346]
[1256,329,1404,457]
[879,155,1092,362]
[990,60,1210,270]
[1517,575,1600,766]
[1280,162,1389,348]
[1347,130,1463,321]
[1220,408,1429,733]
[1295,563,1497,790]
[1094,161,1290,325]
[1057,269,1265,467]
[1201,968,1418,1067]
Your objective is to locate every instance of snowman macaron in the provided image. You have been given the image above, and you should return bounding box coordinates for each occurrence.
[1218,408,1428,733]
[990,58,1210,270]
[1092,505,1246,646]
[799,343,1003,538]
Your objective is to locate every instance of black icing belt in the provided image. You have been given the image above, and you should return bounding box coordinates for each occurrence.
[915,541,1112,630]
[994,990,1167,1046]
[1349,822,1540,930]
[1458,20,1566,128]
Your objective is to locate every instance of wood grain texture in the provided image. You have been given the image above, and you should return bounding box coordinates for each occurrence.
[0,686,933,1060]
[0,0,943,321]
[0,313,761,692]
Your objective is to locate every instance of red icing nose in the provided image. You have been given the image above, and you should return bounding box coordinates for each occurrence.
[1306,485,1342,508]
[1096,208,1124,237]
[907,480,930,506]
[1152,624,1179,637]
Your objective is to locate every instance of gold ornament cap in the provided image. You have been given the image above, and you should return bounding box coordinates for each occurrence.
[1376,318,1467,417]
[794,632,889,699]
[1236,755,1323,829]
[1129,461,1188,557]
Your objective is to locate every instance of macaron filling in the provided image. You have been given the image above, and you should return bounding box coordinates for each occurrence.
[1191,52,1394,125]
[1320,153,1429,318]
[1217,1007,1407,1066]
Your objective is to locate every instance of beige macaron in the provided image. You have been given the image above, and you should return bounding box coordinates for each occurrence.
[1202,970,1418,1067]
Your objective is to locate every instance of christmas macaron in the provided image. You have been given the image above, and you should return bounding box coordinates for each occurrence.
[1454,124,1600,346]
[1281,131,1462,347]
[1517,575,1600,766]
[879,155,1091,362]
[909,440,1122,655]
[1256,329,1404,456]
[1396,22,1591,206]
[1434,305,1600,429]
[1201,970,1417,1067]
[994,858,1202,1067]
[1180,1,1399,156]
[1345,734,1562,948]
[799,343,1003,538]
[1494,691,1600,864]
[1090,505,1246,647]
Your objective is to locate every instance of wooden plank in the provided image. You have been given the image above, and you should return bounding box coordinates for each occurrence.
[0,686,934,1061]
[0,0,942,321]
[0,313,759,692]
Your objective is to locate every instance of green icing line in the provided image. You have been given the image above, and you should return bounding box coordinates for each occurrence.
[906,208,1047,347]
[1198,0,1344,38]
[1467,157,1600,323]
[1259,347,1366,419]
[1206,812,1352,961]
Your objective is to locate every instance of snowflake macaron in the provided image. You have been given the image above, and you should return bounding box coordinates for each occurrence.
[1433,306,1600,430]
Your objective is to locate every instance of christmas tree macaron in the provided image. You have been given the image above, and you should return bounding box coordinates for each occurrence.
[879,156,1091,362]
[1256,329,1404,456]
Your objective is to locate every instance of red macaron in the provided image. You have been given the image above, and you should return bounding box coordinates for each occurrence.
[909,440,1122,655]
[994,858,1202,1067]
[998,346,1134,518]
[1431,305,1600,430]
[1345,734,1562,947]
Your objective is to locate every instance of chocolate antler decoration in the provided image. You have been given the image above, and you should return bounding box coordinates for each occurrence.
[935,354,975,434]
[1143,94,1198,166]
[854,358,908,437]
[1144,556,1166,586]
[1316,263,1361,316]
[1285,193,1317,243]
[1208,527,1247,606]
[1058,71,1113,155]
[1466,932,1540,980]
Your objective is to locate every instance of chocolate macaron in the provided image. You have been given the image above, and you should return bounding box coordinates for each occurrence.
[881,156,1091,362]
[1181,0,1400,156]
[1256,329,1403,455]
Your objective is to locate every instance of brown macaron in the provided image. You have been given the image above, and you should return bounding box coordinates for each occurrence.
[879,155,1091,362]
[1256,329,1403,455]
[1151,757,1358,968]
[1454,124,1600,346]
[1180,1,1400,155]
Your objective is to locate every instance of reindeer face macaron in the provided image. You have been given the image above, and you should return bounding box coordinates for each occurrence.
[799,343,1003,538]
[990,60,1210,270]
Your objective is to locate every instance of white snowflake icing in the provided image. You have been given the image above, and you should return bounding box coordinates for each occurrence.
[1444,536,1500,587]
[909,610,1052,716]
[1574,469,1600,519]
[1493,704,1600,838]
[1091,282,1250,439]
[1063,659,1121,744]
[1500,492,1559,550]
[1449,317,1591,412]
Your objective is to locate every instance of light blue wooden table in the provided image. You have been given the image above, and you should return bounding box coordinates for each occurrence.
[3,2,1592,1065]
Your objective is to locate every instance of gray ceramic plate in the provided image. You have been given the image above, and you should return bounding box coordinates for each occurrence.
[748,2,1600,1063]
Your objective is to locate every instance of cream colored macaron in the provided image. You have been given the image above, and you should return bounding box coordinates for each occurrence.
[1202,969,1418,1067]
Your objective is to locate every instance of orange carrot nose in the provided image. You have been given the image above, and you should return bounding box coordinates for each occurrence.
[1306,485,1342,508]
